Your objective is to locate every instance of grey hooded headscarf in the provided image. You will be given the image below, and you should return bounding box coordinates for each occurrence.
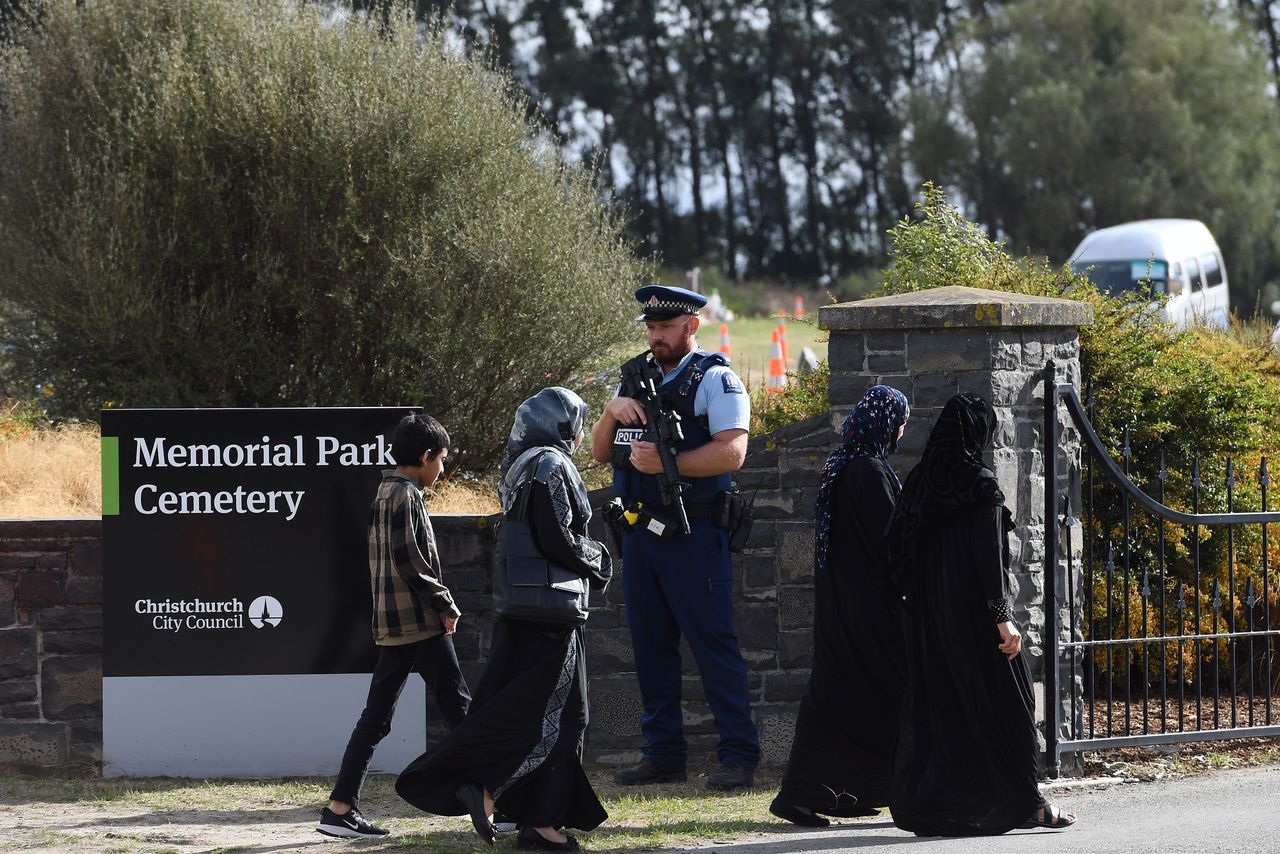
[499,387,592,515]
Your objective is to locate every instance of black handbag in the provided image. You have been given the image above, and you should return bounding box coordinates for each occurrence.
[493,477,589,626]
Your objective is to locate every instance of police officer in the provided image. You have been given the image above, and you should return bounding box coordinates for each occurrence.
[590,284,759,791]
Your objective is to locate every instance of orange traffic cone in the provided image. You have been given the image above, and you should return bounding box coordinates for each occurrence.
[794,293,805,319]
[767,329,787,393]
[718,323,732,358]
[776,315,790,367]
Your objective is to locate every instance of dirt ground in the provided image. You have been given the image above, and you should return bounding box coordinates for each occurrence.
[3,779,493,853]
[7,799,346,852]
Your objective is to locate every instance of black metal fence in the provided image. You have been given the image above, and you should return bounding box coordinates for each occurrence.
[1043,361,1280,777]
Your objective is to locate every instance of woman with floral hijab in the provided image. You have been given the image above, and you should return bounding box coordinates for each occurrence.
[770,385,910,827]
[397,388,610,851]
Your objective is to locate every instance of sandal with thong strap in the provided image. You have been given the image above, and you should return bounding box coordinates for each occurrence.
[1019,803,1077,830]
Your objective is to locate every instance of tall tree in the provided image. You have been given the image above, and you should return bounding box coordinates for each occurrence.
[910,0,1280,308]
[1239,0,1280,105]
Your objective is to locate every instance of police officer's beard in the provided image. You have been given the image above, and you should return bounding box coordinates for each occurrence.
[652,338,693,369]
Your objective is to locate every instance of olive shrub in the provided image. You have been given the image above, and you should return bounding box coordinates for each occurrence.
[0,0,645,470]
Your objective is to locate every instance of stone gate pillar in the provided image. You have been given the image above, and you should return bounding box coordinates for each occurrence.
[819,286,1093,768]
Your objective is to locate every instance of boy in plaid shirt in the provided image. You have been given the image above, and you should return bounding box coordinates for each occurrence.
[317,413,471,839]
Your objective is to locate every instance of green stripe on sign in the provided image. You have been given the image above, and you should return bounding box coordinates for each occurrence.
[101,436,120,516]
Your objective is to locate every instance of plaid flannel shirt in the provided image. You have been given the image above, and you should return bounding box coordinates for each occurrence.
[367,470,461,645]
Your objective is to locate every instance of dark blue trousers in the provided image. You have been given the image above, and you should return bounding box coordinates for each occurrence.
[622,518,759,769]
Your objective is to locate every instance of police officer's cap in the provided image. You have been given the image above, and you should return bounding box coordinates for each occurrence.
[634,284,707,322]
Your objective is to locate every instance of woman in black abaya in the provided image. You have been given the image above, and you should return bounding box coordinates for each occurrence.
[885,393,1075,836]
[770,384,911,827]
[396,388,610,852]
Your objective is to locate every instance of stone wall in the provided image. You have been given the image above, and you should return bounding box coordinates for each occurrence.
[0,519,103,772]
[580,413,834,771]
[820,286,1091,753]
[0,415,836,775]
[430,413,835,772]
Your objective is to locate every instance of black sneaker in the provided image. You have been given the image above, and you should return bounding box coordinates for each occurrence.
[613,759,687,786]
[316,806,390,838]
[706,763,754,791]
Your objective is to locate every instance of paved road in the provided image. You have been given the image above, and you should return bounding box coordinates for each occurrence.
[685,765,1280,854]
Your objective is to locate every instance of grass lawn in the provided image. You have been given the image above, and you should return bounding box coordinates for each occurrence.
[0,770,819,853]
[5,739,1278,851]
[709,315,827,385]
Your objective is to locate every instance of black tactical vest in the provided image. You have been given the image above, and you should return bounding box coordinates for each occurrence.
[611,350,733,507]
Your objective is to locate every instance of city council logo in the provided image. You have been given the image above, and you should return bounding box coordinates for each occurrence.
[248,595,284,628]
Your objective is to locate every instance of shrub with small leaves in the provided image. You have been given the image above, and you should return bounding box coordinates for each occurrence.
[881,183,1280,689]
[751,361,830,436]
[0,0,646,471]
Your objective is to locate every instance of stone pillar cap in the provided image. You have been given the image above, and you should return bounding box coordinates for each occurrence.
[819,285,1094,331]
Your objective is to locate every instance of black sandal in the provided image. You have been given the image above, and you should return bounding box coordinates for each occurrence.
[769,796,830,828]
[1020,803,1076,829]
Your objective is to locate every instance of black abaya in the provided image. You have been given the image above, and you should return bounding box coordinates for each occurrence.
[395,618,606,831]
[777,457,906,814]
[395,473,608,833]
[888,503,1045,836]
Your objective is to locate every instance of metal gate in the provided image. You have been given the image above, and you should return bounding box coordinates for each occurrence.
[1042,361,1280,777]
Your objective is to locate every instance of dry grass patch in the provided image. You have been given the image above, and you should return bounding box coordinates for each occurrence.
[0,407,508,518]
[0,419,100,518]
[427,477,501,515]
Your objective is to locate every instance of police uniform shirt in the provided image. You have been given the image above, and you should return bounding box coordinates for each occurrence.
[668,350,750,434]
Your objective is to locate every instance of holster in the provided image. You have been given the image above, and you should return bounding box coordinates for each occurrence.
[714,489,754,554]
[635,505,678,542]
[601,497,629,554]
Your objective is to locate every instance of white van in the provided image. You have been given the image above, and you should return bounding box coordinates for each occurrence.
[1068,219,1230,330]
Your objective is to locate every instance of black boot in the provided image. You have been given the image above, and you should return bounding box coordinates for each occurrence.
[613,759,687,785]
[706,763,754,791]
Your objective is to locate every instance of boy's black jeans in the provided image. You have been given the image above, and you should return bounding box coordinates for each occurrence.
[330,633,471,808]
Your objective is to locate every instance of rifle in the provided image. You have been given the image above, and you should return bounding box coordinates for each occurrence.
[620,354,691,535]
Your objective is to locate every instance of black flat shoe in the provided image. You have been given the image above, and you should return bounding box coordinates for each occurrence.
[455,782,496,845]
[516,826,580,851]
[818,804,880,818]
[818,796,881,818]
[769,796,830,828]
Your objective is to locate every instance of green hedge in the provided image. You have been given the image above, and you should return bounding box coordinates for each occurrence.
[760,182,1280,687]
[0,0,646,471]
[884,183,1280,688]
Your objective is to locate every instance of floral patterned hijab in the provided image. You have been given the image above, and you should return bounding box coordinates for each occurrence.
[814,385,910,573]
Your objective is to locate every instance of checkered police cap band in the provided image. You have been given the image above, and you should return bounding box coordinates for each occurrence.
[643,295,700,315]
